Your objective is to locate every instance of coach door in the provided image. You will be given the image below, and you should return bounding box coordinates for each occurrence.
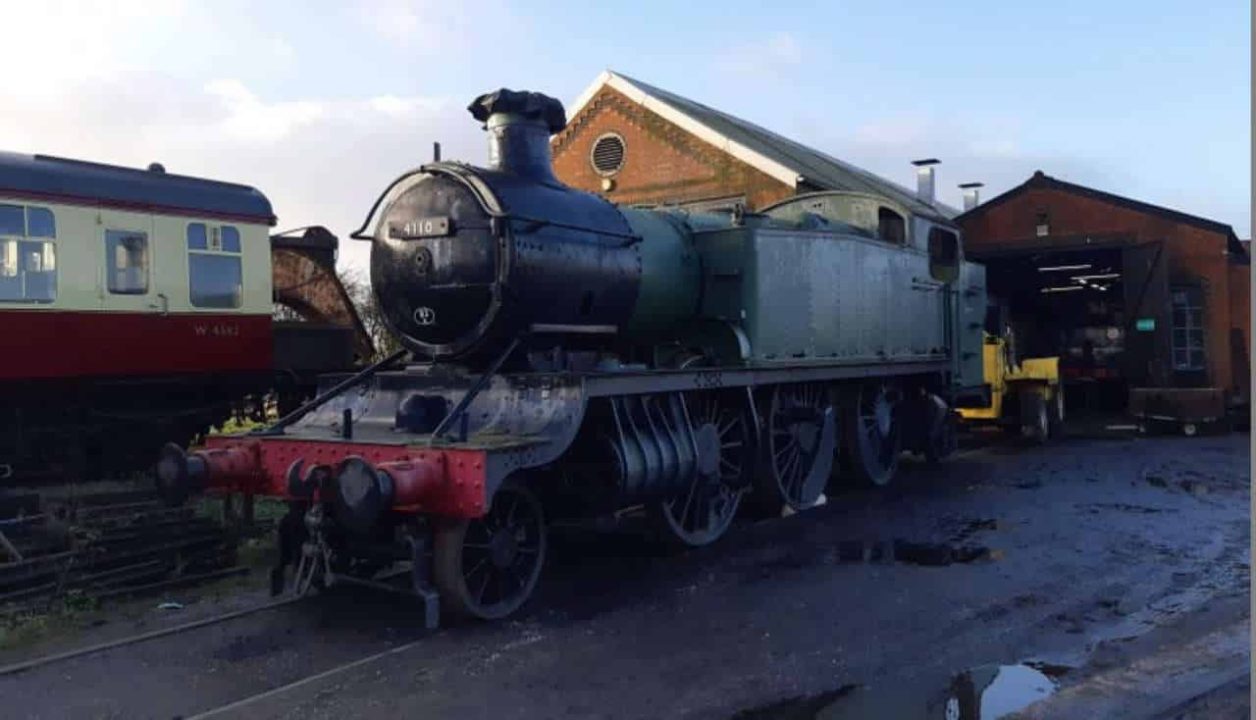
[99,211,157,315]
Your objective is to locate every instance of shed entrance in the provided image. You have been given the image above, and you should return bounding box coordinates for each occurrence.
[973,237,1166,415]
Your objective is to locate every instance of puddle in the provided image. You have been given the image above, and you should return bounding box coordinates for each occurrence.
[833,540,995,567]
[733,663,1060,719]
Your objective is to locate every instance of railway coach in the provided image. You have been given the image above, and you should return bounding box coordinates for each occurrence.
[0,153,277,480]
[157,88,991,622]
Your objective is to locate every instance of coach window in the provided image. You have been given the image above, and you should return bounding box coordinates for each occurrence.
[0,204,57,303]
[187,222,243,308]
[106,230,149,294]
[27,207,55,238]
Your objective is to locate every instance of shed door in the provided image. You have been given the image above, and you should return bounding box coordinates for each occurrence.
[1122,240,1169,387]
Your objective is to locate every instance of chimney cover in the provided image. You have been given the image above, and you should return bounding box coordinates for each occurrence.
[912,159,939,204]
[959,182,984,211]
[469,89,566,183]
[468,89,566,133]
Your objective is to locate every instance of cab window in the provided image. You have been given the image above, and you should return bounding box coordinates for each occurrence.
[0,204,57,303]
[877,207,906,244]
[928,227,960,282]
[188,223,243,308]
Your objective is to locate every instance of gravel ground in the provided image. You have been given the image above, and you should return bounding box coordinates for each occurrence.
[0,432,1248,720]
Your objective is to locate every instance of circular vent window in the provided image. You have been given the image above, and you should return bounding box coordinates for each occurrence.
[590,133,625,176]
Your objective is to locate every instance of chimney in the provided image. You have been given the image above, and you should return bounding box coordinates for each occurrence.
[911,159,939,204]
[467,89,566,183]
[959,182,984,211]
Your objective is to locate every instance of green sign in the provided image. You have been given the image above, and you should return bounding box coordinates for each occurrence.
[1135,318,1156,332]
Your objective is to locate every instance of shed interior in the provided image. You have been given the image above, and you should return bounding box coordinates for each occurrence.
[981,246,1134,414]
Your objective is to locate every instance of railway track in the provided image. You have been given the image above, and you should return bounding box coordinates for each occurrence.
[0,485,248,615]
[0,595,303,677]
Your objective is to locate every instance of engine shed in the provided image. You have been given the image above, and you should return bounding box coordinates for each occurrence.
[551,70,961,220]
[957,171,1250,422]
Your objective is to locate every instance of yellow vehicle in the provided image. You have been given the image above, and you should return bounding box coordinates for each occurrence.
[956,331,1064,443]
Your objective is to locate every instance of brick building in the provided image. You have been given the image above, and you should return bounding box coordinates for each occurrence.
[552,70,957,218]
[957,171,1250,415]
[551,70,1250,420]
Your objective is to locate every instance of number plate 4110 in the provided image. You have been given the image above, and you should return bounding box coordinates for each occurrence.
[389,216,452,240]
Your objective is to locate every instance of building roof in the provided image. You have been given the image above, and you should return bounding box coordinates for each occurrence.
[959,170,1243,253]
[0,152,275,224]
[567,70,960,221]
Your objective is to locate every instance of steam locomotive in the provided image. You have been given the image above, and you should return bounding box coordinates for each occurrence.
[157,89,989,621]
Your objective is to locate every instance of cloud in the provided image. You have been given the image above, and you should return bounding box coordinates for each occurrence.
[794,113,1117,212]
[764,32,804,65]
[0,1,500,273]
[205,80,327,143]
[352,0,522,54]
[0,0,189,93]
[715,31,805,79]
[0,68,469,272]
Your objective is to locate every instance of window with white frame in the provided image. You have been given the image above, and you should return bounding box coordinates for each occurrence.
[1170,287,1205,371]
[0,203,57,303]
[187,223,243,308]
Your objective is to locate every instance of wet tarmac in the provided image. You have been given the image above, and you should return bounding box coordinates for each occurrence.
[0,433,1249,719]
[733,663,1060,719]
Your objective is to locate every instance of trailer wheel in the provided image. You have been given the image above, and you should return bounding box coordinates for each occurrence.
[1047,386,1066,439]
[925,411,959,464]
[433,480,546,621]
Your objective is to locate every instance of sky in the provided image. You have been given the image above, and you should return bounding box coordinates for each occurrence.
[2,0,1249,274]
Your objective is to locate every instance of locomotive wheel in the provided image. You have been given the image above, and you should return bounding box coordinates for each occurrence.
[433,480,546,620]
[764,383,836,510]
[656,391,752,547]
[841,381,901,487]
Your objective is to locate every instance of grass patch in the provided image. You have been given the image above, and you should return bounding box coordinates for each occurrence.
[210,415,270,436]
[0,532,280,654]
[0,592,104,653]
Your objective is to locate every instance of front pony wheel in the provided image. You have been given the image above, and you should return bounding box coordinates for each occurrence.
[433,479,547,620]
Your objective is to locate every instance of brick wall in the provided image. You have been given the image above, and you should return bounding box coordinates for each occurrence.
[1229,262,1250,401]
[551,86,791,210]
[960,182,1248,395]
